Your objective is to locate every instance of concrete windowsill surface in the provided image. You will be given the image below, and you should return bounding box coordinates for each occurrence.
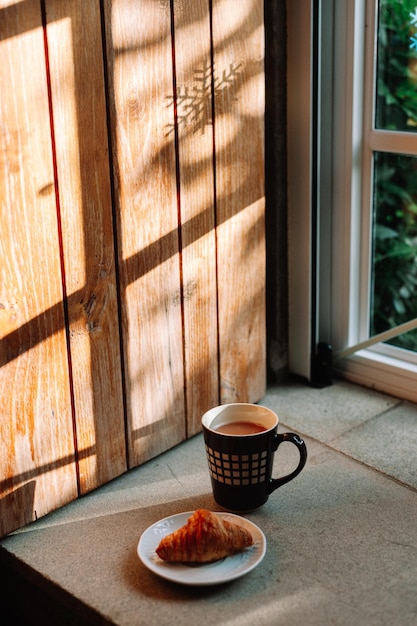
[1,378,416,626]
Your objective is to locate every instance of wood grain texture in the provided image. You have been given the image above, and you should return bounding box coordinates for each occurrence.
[173,0,219,435]
[44,0,127,492]
[104,0,186,466]
[0,0,267,537]
[212,0,266,403]
[0,0,78,537]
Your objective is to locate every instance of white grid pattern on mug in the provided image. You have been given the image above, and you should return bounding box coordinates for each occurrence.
[205,445,268,486]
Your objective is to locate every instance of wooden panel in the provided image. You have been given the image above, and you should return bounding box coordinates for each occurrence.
[212,0,266,403]
[0,0,78,537]
[173,0,219,435]
[104,0,186,466]
[44,0,127,492]
[0,0,267,537]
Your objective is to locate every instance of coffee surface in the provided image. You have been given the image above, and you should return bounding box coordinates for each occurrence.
[214,420,267,435]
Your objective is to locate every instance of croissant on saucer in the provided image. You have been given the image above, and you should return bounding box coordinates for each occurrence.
[155,509,253,563]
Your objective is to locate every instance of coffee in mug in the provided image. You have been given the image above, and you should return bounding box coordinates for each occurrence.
[202,403,307,512]
[214,421,267,435]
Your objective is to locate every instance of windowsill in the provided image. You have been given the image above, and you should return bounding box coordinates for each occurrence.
[334,350,417,404]
[261,376,417,490]
[1,378,416,625]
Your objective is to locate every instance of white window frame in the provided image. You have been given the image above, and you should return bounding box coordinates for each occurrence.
[287,0,417,403]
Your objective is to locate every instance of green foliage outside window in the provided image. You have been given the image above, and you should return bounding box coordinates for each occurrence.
[376,0,417,131]
[371,0,417,351]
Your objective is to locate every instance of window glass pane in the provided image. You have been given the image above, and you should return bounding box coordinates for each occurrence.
[371,152,417,351]
[375,0,417,132]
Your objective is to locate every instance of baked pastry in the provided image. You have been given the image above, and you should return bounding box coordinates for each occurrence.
[155,509,253,563]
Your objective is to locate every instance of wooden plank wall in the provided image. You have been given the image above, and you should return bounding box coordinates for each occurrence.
[0,0,265,538]
[172,0,219,436]
[213,0,266,402]
[104,0,186,468]
[0,0,78,536]
[45,0,127,493]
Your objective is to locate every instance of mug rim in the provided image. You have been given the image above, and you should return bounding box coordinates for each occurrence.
[201,402,278,436]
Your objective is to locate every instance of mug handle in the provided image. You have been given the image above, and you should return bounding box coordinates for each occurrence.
[266,432,307,494]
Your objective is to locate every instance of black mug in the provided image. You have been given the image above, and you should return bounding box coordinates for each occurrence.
[202,403,307,512]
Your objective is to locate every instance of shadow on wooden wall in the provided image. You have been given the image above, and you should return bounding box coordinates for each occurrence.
[0,0,265,537]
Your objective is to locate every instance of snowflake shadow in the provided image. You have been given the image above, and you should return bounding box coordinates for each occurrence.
[166,59,242,135]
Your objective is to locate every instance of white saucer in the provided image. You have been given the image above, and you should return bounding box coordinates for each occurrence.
[137,510,266,586]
